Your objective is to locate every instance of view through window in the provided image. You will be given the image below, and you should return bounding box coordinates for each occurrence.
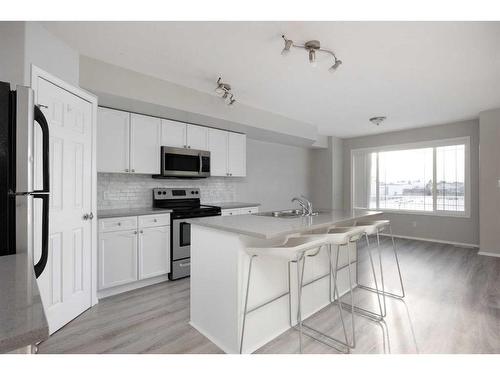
[353,138,468,215]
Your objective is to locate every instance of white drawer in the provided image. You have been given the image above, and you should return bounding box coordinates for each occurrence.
[138,213,171,228]
[239,207,259,215]
[221,208,240,216]
[99,216,138,233]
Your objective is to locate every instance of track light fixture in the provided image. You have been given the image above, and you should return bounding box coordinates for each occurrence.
[215,77,236,106]
[281,35,342,73]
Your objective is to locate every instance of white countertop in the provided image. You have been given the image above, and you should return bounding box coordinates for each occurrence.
[0,254,49,353]
[97,207,173,219]
[190,209,382,239]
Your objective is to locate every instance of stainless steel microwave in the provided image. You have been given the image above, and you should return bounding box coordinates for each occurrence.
[160,146,210,178]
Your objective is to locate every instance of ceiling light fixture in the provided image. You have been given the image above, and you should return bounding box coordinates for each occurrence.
[281,35,342,73]
[369,116,386,126]
[215,77,236,106]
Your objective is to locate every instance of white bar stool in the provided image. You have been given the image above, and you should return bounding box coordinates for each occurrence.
[240,236,335,354]
[300,226,384,348]
[353,219,405,301]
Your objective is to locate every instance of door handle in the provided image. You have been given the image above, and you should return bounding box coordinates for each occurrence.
[33,105,50,194]
[33,193,49,278]
[83,213,90,220]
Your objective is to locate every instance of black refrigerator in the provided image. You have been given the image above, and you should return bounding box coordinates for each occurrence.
[0,81,50,278]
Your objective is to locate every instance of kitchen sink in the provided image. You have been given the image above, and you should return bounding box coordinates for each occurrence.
[254,209,319,218]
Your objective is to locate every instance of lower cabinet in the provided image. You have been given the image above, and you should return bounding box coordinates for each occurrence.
[98,214,171,293]
[138,226,171,279]
[98,229,138,290]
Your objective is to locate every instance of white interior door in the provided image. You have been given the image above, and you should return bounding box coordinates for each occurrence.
[33,76,93,334]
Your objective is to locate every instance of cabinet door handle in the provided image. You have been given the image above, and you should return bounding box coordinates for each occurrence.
[179,262,190,268]
[131,169,135,172]
[89,212,94,220]
[117,222,121,226]
[125,168,129,172]
[153,218,158,222]
[140,230,143,234]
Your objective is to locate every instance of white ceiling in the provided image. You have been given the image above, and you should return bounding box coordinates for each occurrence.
[42,21,500,138]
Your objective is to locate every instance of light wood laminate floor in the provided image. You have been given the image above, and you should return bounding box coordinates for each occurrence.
[39,238,500,354]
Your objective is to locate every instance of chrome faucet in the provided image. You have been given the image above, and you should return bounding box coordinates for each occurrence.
[291,195,313,216]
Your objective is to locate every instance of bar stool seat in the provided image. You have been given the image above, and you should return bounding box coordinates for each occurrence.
[241,235,332,353]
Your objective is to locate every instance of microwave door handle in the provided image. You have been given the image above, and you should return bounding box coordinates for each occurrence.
[33,105,50,193]
[32,193,49,278]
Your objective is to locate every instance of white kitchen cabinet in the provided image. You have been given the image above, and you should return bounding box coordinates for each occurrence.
[130,113,161,174]
[138,225,171,279]
[186,124,208,150]
[98,229,138,290]
[98,214,171,294]
[227,132,246,177]
[208,128,229,176]
[97,107,130,173]
[161,119,187,148]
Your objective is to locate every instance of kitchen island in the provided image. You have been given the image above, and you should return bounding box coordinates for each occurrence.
[189,209,381,354]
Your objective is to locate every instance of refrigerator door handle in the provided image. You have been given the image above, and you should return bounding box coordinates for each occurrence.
[33,105,50,193]
[33,193,49,278]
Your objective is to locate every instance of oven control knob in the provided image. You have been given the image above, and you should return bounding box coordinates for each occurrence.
[191,191,195,194]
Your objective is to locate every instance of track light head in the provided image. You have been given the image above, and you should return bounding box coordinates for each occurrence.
[308,49,316,65]
[281,35,293,55]
[329,59,342,72]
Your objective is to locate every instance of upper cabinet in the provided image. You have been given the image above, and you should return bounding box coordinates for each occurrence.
[228,132,246,177]
[161,119,187,149]
[208,128,228,176]
[209,129,246,177]
[130,114,161,174]
[161,119,208,151]
[97,107,245,177]
[186,124,208,150]
[97,108,130,173]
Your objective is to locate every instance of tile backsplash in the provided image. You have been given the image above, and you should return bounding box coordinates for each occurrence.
[97,173,237,210]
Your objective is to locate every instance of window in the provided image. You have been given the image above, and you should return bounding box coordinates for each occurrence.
[352,137,470,216]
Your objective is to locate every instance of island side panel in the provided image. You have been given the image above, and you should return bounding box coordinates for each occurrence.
[190,224,242,353]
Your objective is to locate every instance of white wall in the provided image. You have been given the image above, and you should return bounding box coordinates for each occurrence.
[479,108,500,255]
[234,139,312,211]
[0,22,79,87]
[79,55,319,147]
[23,22,80,86]
[0,22,25,87]
[309,136,344,210]
[343,120,480,246]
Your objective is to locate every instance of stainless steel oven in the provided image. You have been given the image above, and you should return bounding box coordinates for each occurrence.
[153,188,221,280]
[160,146,210,178]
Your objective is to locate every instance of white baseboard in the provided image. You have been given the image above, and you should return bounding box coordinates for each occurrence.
[378,233,478,249]
[477,251,500,258]
[97,274,170,300]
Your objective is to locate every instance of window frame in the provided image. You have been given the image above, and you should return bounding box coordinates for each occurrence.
[351,136,471,218]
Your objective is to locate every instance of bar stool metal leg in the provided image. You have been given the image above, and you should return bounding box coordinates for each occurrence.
[331,243,353,348]
[296,252,306,353]
[390,224,406,298]
[357,225,405,300]
[341,234,385,321]
[240,254,257,354]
